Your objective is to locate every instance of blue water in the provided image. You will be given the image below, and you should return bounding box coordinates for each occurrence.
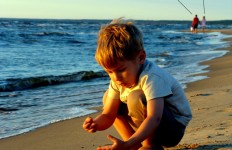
[0,18,231,139]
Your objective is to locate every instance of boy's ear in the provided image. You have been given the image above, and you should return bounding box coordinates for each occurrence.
[138,50,146,64]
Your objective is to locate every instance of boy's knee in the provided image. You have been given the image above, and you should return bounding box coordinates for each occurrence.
[127,90,147,127]
[102,90,128,116]
[127,90,146,110]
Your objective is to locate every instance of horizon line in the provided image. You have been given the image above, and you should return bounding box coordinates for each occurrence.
[0,17,232,22]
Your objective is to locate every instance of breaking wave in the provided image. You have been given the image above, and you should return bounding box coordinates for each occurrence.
[0,71,108,92]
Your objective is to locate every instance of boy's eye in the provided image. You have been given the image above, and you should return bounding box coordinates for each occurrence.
[105,67,126,74]
[117,68,126,72]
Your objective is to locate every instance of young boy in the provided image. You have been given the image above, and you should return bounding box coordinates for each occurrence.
[83,18,192,150]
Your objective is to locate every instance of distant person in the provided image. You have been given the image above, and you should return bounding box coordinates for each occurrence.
[201,16,206,33]
[83,18,192,150]
[192,15,199,33]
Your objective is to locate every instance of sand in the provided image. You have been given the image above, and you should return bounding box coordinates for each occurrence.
[0,29,231,150]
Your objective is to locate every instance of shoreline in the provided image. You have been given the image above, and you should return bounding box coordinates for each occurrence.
[0,29,232,150]
[174,29,232,149]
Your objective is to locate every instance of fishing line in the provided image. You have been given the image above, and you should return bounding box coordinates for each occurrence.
[177,0,192,15]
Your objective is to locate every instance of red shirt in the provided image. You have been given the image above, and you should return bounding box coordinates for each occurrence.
[192,17,199,26]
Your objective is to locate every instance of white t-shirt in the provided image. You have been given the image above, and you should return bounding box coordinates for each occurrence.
[202,19,206,26]
[108,59,192,126]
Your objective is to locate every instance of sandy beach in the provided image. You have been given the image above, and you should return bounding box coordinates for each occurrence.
[0,29,231,150]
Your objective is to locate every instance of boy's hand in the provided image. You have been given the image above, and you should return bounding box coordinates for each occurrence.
[97,135,130,150]
[82,117,97,133]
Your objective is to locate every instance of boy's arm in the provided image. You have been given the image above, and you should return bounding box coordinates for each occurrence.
[93,96,121,131]
[126,97,164,148]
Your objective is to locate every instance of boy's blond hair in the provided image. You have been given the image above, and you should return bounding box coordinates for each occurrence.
[95,18,144,69]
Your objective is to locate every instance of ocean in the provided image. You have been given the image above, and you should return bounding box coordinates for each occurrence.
[0,18,231,139]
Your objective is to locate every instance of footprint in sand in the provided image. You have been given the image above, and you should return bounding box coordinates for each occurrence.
[216,127,226,130]
[190,93,212,97]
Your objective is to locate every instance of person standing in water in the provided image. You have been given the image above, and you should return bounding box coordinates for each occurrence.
[192,15,199,33]
[201,16,206,33]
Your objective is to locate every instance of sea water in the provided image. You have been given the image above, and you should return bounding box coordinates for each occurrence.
[0,19,231,139]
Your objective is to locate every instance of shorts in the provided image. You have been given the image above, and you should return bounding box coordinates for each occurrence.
[193,24,198,29]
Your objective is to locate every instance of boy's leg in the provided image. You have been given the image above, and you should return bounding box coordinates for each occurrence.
[127,90,163,150]
[103,90,185,149]
[150,105,186,148]
[127,90,147,130]
[102,91,135,140]
[102,90,142,149]
[113,103,135,141]
[127,90,186,149]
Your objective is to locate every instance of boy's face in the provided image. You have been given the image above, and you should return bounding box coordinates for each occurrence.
[104,51,145,88]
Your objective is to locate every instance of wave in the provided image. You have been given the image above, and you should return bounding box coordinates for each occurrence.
[33,31,72,37]
[0,107,19,113]
[67,40,85,44]
[0,71,108,92]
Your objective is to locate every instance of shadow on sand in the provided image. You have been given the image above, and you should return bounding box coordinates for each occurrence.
[167,143,232,150]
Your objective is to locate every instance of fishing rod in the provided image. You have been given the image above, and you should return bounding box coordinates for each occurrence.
[177,0,206,15]
[203,0,206,14]
[177,0,192,15]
